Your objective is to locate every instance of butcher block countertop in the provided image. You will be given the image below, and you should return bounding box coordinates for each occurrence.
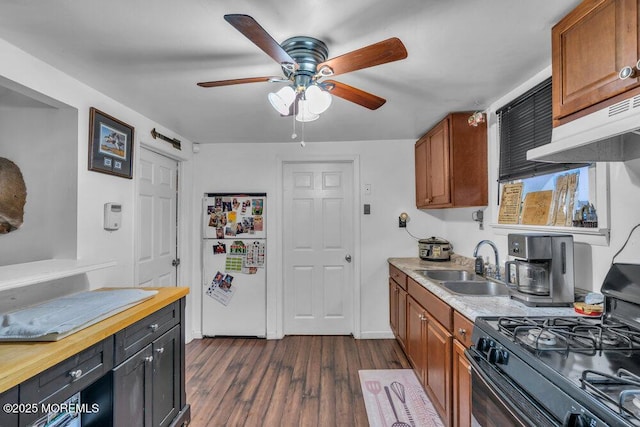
[0,286,189,394]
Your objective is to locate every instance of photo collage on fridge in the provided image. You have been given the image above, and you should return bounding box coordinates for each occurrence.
[205,196,266,306]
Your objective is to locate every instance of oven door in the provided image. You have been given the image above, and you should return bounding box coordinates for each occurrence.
[466,348,558,427]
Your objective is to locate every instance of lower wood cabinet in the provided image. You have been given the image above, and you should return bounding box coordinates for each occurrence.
[453,340,472,427]
[389,264,408,350]
[425,312,452,423]
[406,293,452,426]
[453,311,473,427]
[389,263,474,427]
[406,295,426,380]
[389,278,407,349]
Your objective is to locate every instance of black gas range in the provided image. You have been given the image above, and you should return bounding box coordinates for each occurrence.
[466,263,640,427]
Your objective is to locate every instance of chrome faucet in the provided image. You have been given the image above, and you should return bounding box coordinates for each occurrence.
[473,240,501,281]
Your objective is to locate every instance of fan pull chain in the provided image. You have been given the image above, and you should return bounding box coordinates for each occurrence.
[291,108,297,140]
[300,117,306,147]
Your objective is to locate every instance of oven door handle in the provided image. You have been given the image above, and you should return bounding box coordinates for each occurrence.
[466,348,544,427]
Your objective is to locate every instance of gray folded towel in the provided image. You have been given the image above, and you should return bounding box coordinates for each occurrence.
[0,289,158,341]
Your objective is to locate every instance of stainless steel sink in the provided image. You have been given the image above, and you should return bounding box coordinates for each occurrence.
[418,269,479,282]
[440,280,510,296]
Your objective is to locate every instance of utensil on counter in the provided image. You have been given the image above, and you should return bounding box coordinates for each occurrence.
[385,385,410,427]
[390,381,415,427]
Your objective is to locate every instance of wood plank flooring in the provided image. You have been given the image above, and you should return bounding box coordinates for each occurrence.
[185,336,411,427]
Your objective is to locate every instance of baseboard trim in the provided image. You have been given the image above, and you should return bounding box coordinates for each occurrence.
[358,331,395,339]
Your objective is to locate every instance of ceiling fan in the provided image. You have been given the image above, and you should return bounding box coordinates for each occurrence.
[197,14,408,122]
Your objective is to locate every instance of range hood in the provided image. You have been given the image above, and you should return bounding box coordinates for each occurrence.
[527,93,640,163]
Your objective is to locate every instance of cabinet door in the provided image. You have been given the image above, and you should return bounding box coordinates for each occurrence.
[0,386,18,427]
[153,326,181,427]
[397,286,407,350]
[406,296,427,383]
[453,340,472,427]
[426,119,451,206]
[389,279,399,336]
[425,314,452,426]
[113,345,153,427]
[553,0,640,121]
[415,138,428,207]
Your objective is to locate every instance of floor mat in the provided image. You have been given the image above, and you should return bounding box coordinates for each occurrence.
[359,369,445,427]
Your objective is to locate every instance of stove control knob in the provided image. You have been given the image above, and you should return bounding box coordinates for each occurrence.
[487,347,509,365]
[564,412,592,427]
[476,337,495,353]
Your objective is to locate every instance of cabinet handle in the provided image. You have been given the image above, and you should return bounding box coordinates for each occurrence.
[419,314,427,321]
[149,323,159,331]
[145,355,154,363]
[619,65,637,80]
[458,328,467,336]
[156,347,165,354]
[69,369,82,380]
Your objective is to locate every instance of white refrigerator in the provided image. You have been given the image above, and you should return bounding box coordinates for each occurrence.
[201,193,266,337]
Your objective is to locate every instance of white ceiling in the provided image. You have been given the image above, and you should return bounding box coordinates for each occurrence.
[0,0,580,144]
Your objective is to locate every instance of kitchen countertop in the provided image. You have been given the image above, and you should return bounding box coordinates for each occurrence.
[0,286,189,394]
[389,257,577,321]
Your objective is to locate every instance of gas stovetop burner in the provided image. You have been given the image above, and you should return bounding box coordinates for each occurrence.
[527,328,558,346]
[581,368,640,423]
[496,316,640,352]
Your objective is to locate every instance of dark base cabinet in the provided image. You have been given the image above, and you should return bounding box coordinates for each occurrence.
[113,344,153,426]
[2,296,189,427]
[0,387,19,427]
[113,325,181,427]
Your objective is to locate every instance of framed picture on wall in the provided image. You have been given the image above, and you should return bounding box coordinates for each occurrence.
[88,107,134,179]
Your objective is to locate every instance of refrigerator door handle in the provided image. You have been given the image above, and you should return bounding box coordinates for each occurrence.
[345,254,352,263]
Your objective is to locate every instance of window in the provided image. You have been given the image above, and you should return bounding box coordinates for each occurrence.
[506,166,595,227]
[498,77,587,181]
[496,77,605,238]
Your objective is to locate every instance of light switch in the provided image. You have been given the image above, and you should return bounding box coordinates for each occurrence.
[364,204,371,215]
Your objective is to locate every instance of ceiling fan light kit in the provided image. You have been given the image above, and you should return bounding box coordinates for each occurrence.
[268,86,296,115]
[295,99,319,122]
[198,14,408,134]
[305,84,332,115]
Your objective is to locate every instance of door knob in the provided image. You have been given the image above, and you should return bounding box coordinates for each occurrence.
[345,254,352,263]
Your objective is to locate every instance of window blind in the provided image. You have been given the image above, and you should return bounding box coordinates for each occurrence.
[498,77,585,182]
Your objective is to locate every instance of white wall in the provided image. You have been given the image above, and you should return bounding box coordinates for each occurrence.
[0,37,196,337]
[192,140,445,339]
[0,101,77,265]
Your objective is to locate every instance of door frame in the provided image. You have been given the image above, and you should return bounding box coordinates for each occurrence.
[134,144,184,288]
[274,154,361,339]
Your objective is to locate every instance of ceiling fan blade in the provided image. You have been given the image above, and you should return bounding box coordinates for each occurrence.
[197,76,275,87]
[317,37,407,77]
[323,80,386,110]
[224,14,298,69]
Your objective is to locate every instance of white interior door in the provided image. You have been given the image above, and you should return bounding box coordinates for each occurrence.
[136,148,178,287]
[283,161,354,334]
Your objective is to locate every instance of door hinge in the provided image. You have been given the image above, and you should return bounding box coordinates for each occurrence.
[172,258,181,267]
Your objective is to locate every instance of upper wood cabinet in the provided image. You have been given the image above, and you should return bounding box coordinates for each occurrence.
[553,0,640,125]
[415,112,487,209]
